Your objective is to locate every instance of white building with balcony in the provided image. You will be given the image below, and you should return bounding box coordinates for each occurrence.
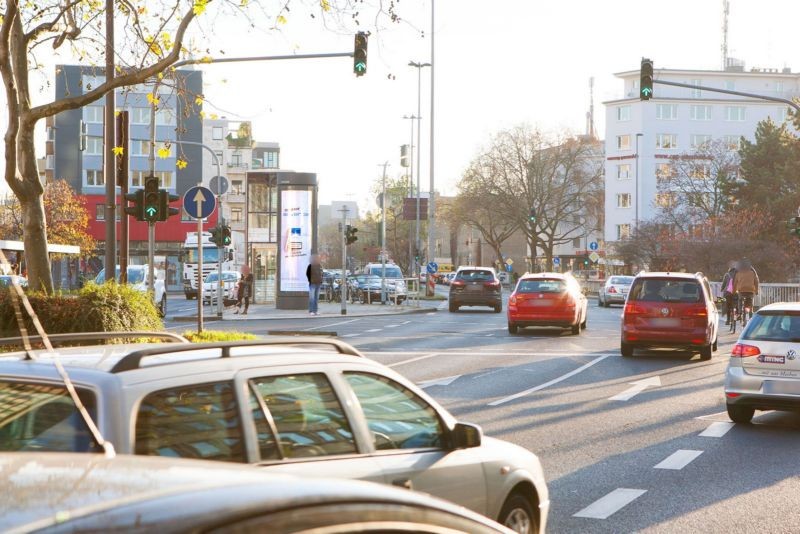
[603,65,800,247]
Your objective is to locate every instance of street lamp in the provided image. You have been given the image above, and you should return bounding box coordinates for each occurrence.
[635,133,644,230]
[408,61,430,277]
[403,114,418,276]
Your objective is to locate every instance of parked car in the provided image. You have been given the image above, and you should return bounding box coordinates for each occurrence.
[621,271,719,359]
[363,262,407,303]
[1,453,514,533]
[498,271,511,287]
[202,270,242,306]
[348,273,385,303]
[0,334,549,533]
[724,302,800,423]
[449,267,503,313]
[95,264,166,317]
[507,272,587,335]
[598,275,635,307]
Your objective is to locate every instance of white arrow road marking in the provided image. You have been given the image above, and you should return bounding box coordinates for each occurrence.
[609,376,662,401]
[573,488,647,519]
[654,449,703,470]
[488,354,612,406]
[418,375,461,389]
[699,421,735,438]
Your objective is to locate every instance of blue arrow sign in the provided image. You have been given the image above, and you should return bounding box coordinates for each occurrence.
[183,186,216,219]
[427,262,438,274]
[553,257,561,265]
[589,241,599,251]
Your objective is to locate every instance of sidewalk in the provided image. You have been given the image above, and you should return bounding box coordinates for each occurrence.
[171,298,444,322]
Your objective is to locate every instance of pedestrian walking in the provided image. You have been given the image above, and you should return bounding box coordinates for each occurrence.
[306,254,323,316]
[234,267,253,315]
[721,263,736,325]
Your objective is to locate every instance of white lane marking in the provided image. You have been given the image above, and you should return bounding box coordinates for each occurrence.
[388,353,439,367]
[400,321,411,325]
[694,410,730,421]
[488,354,612,406]
[341,333,360,338]
[654,449,703,470]
[472,369,505,379]
[364,328,382,333]
[418,375,461,388]
[699,421,735,438]
[573,488,647,519]
[609,376,662,401]
[385,324,402,328]
[304,318,358,331]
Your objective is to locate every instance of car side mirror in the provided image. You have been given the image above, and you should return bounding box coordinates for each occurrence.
[451,422,482,449]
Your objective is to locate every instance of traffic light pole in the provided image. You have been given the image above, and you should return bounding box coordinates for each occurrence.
[217,214,223,318]
[148,223,155,295]
[340,206,349,316]
[651,79,800,113]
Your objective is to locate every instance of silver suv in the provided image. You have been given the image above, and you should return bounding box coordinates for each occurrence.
[0,333,548,534]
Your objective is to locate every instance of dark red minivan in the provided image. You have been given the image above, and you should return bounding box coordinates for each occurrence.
[621,272,720,359]
[507,273,587,335]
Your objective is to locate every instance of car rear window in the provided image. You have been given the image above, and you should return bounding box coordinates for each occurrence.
[742,311,800,342]
[0,381,101,452]
[516,279,566,293]
[628,279,702,303]
[456,270,494,282]
[610,276,634,285]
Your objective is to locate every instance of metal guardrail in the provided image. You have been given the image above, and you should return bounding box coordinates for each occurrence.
[709,282,800,308]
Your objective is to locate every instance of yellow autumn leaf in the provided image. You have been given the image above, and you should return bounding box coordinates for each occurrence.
[277,14,287,24]
[195,95,203,106]
[200,56,213,64]
[198,111,206,119]
[157,146,171,159]
[320,0,331,12]
[114,110,121,117]
[210,113,218,120]
[157,72,164,80]
[161,32,173,51]
[193,0,207,15]
[240,0,248,6]
[176,159,188,170]
[112,146,124,156]
[146,93,160,106]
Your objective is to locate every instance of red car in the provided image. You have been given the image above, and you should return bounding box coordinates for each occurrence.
[507,273,588,335]
[620,272,720,359]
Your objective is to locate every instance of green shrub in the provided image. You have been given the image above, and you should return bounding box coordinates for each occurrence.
[0,282,162,338]
[182,330,258,343]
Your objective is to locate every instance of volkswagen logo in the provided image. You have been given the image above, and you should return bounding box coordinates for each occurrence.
[788,349,797,361]
[660,307,670,317]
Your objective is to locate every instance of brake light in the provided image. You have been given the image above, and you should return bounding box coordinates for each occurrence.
[484,281,500,289]
[731,344,760,358]
[509,295,517,305]
[624,303,645,315]
[608,286,617,294]
[688,305,707,317]
[451,280,465,288]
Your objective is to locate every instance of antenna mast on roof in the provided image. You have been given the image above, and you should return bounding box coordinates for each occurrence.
[586,77,596,139]
[721,0,730,70]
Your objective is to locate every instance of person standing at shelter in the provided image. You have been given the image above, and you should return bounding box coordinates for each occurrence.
[306,254,323,316]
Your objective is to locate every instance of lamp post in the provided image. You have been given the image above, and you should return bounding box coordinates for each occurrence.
[408,61,430,279]
[428,0,436,296]
[403,114,417,276]
[635,133,643,230]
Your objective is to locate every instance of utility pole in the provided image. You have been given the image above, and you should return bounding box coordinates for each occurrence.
[403,115,416,276]
[103,0,116,280]
[409,61,430,281]
[380,162,389,304]
[339,205,349,315]
[427,1,436,297]
[116,111,129,284]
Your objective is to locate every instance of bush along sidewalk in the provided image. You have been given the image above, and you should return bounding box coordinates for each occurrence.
[182,330,258,343]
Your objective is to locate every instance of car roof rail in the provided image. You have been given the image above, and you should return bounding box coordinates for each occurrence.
[0,331,189,356]
[109,337,365,373]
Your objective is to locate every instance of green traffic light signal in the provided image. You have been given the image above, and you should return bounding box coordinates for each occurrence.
[353,32,368,76]
[222,224,232,246]
[640,58,654,101]
[143,175,160,222]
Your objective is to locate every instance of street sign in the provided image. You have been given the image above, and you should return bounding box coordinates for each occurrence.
[209,175,229,196]
[589,241,599,251]
[589,251,600,263]
[183,186,216,219]
[427,261,438,274]
[506,264,513,273]
[505,258,514,265]
[553,257,561,266]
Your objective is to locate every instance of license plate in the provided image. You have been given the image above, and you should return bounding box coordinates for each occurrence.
[621,288,629,294]
[528,300,554,307]
[764,380,800,396]
[650,318,680,327]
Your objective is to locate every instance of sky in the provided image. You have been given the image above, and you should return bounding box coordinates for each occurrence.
[4,0,800,214]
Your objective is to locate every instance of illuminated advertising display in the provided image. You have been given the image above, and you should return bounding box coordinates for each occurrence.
[280,190,312,292]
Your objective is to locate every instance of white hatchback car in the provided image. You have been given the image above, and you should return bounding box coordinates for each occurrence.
[724,302,800,423]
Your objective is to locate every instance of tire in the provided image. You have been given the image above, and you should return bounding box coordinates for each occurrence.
[727,404,754,424]
[621,342,634,357]
[498,492,537,534]
[159,295,167,318]
[700,344,712,361]
[449,302,458,313]
[571,323,580,335]
[712,336,718,352]
[185,293,194,300]
[508,323,518,335]
[597,295,603,307]
[494,304,502,313]
[581,312,587,330]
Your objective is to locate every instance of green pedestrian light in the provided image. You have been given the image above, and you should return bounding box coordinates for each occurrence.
[640,58,654,101]
[353,32,368,77]
[143,175,160,223]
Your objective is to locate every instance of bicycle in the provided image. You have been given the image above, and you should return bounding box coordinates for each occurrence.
[737,291,754,331]
[729,293,740,334]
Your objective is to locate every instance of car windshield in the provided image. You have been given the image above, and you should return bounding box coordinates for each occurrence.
[95,267,145,285]
[517,279,566,293]
[742,311,800,342]
[185,247,221,263]
[456,270,494,282]
[610,276,634,285]
[628,279,701,303]
[372,267,402,278]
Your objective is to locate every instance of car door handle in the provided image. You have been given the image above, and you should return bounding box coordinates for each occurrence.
[392,478,413,490]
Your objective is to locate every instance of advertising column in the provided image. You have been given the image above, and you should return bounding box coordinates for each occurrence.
[276,173,318,309]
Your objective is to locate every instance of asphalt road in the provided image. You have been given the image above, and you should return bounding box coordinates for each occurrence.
[165,292,800,533]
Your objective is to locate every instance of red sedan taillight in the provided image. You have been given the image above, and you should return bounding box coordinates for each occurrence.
[484,281,500,289]
[451,280,465,288]
[608,286,617,294]
[731,343,760,358]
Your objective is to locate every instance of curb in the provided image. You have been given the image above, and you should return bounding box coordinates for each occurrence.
[168,306,437,323]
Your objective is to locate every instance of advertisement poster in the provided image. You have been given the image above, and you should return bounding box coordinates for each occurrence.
[280,190,312,292]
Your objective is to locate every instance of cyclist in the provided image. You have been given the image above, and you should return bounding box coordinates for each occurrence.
[721,263,737,325]
[733,258,759,324]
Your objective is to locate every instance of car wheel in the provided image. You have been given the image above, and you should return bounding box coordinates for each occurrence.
[499,492,537,534]
[726,404,754,424]
[449,302,458,313]
[494,304,502,313]
[581,312,587,330]
[712,336,718,352]
[508,323,518,335]
[621,342,634,357]
[571,323,580,335]
[159,295,167,318]
[700,344,713,361]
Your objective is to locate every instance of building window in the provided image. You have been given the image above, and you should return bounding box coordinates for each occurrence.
[231,153,243,167]
[85,136,103,155]
[83,106,104,123]
[656,104,678,120]
[214,151,224,166]
[690,134,712,149]
[617,135,631,150]
[724,80,736,91]
[722,135,741,151]
[130,107,151,125]
[656,192,675,207]
[617,106,631,121]
[617,193,631,208]
[689,105,712,121]
[691,79,702,98]
[656,134,678,149]
[725,106,746,121]
[84,169,104,187]
[96,204,104,221]
[231,180,244,195]
[776,81,785,93]
[130,170,174,189]
[656,163,674,181]
[231,207,243,222]
[691,164,711,180]
[46,126,55,141]
[778,106,790,122]
[572,237,581,248]
[265,151,278,168]
[617,164,631,180]
[212,126,223,140]
[616,224,631,240]
[156,108,176,126]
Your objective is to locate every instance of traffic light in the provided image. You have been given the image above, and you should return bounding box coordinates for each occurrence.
[222,224,232,246]
[787,217,800,237]
[528,209,536,224]
[143,175,160,222]
[158,190,180,222]
[354,32,368,76]
[583,258,590,266]
[346,225,358,245]
[640,58,654,100]
[400,144,410,167]
[124,189,144,220]
[209,225,222,247]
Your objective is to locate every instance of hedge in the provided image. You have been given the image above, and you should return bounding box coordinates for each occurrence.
[182,330,258,343]
[0,282,162,338]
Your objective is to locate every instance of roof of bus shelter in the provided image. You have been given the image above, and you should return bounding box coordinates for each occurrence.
[0,240,80,255]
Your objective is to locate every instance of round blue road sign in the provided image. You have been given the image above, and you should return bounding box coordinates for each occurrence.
[553,257,561,265]
[183,186,216,219]
[427,262,439,274]
[589,241,599,251]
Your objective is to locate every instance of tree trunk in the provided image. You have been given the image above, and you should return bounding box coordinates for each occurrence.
[527,236,538,273]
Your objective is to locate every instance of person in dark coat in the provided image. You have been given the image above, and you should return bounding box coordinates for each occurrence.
[235,267,253,315]
[306,254,323,315]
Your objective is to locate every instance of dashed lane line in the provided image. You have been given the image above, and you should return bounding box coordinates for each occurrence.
[388,353,440,367]
[699,421,735,438]
[573,488,647,519]
[654,449,704,470]
[364,328,383,333]
[303,318,359,331]
[341,333,360,338]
